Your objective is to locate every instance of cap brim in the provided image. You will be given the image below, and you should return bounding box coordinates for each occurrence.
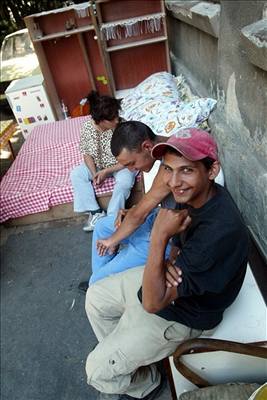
[151,143,180,159]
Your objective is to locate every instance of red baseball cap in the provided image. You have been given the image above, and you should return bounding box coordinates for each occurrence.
[151,128,218,161]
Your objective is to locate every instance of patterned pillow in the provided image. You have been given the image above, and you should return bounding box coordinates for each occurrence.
[121,71,181,119]
[133,71,181,100]
[123,97,217,137]
[120,71,217,137]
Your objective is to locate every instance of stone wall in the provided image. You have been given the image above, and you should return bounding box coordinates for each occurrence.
[166,0,267,256]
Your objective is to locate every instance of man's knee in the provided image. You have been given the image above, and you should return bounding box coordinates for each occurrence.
[119,179,134,191]
[86,347,132,394]
[94,215,111,232]
[85,282,113,320]
[85,284,100,317]
[115,173,135,191]
[94,215,115,236]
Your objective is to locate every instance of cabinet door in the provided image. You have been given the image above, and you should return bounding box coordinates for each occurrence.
[94,0,170,93]
[25,3,112,119]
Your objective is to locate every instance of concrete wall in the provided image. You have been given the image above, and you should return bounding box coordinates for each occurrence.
[166,0,267,256]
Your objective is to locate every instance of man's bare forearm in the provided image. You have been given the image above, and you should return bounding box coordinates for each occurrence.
[102,166,171,246]
[106,205,148,246]
[142,235,177,312]
[104,163,123,174]
[142,208,191,313]
[142,236,168,310]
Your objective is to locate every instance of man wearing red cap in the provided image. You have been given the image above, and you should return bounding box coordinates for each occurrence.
[84,127,249,399]
[93,123,224,264]
[85,121,224,288]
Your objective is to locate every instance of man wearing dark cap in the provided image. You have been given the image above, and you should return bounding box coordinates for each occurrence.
[85,129,249,400]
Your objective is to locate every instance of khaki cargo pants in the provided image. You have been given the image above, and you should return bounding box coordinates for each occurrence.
[85,266,201,398]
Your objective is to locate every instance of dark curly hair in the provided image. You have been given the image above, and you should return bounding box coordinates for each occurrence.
[87,91,122,123]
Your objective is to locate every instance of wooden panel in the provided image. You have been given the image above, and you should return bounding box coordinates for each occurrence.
[5,203,77,226]
[107,36,167,52]
[25,1,169,115]
[110,42,168,89]
[98,0,165,48]
[83,31,111,95]
[106,28,165,48]
[96,0,169,92]
[99,0,162,22]
[35,10,92,36]
[43,35,93,112]
[6,177,144,226]
[25,5,113,116]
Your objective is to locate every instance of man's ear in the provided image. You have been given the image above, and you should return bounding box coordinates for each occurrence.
[208,161,221,181]
[141,140,153,152]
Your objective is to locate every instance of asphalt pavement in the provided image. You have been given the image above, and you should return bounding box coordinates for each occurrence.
[0,218,172,400]
[1,219,98,400]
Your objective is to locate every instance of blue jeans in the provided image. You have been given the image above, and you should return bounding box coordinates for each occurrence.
[89,208,171,285]
[70,163,136,215]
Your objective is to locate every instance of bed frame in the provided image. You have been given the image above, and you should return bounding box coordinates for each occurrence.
[5,173,144,227]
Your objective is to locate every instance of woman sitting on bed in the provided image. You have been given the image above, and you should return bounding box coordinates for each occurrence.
[70,91,136,232]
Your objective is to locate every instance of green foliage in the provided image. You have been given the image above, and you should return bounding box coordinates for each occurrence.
[0,0,81,45]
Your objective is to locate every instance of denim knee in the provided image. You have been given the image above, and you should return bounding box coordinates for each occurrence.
[115,179,134,193]
[94,215,110,234]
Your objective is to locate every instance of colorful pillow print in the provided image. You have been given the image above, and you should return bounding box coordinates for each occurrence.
[120,71,217,137]
[122,97,217,137]
[121,71,181,119]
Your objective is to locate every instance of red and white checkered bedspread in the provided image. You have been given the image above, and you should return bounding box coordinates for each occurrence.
[0,116,130,223]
